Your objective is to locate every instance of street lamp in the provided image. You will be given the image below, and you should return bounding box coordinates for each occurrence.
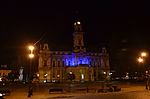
[141,52,147,57]
[28,45,35,82]
[29,53,34,59]
[137,57,144,63]
[137,52,149,90]
[28,45,34,52]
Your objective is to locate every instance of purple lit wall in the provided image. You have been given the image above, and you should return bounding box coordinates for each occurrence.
[63,53,91,67]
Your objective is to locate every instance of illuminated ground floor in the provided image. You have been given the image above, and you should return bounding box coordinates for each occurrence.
[38,65,110,83]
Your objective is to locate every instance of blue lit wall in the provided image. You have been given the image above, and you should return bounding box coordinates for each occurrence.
[64,53,91,67]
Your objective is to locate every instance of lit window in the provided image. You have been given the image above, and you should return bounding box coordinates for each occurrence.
[68,61,71,66]
[44,80,47,83]
[80,60,82,64]
[81,74,84,79]
[69,71,72,74]
[57,75,60,78]
[44,74,48,77]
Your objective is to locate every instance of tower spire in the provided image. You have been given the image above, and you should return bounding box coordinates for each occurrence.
[73,21,86,52]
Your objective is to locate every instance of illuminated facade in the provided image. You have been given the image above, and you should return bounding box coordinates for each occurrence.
[38,21,110,82]
[0,65,11,81]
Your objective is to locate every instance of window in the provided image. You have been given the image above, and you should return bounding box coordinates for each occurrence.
[68,61,71,66]
[93,62,95,67]
[58,61,60,67]
[78,39,81,45]
[81,74,84,79]
[62,61,65,67]
[53,61,55,67]
[90,61,92,66]
[43,60,47,67]
[53,72,55,78]
[80,60,82,64]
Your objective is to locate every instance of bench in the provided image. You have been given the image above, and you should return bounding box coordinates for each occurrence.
[97,85,121,93]
[112,86,121,91]
[49,89,63,93]
[75,88,96,93]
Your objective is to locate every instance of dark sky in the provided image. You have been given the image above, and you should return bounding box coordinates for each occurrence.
[1,1,150,71]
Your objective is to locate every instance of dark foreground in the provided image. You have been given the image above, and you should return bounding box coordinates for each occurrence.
[0,81,150,99]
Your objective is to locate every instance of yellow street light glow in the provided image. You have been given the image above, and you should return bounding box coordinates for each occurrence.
[77,21,80,24]
[141,52,147,57]
[37,73,40,77]
[29,53,34,58]
[28,45,34,51]
[138,57,143,63]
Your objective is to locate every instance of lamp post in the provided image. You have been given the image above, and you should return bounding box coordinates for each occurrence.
[140,52,147,73]
[137,52,149,90]
[28,45,35,82]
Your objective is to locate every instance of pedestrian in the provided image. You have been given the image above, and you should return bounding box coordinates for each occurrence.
[145,73,150,90]
[28,86,33,98]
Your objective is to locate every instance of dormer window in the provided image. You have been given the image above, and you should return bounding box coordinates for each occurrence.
[43,44,49,50]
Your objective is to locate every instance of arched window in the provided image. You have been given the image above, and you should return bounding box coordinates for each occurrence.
[90,61,92,66]
[43,60,47,67]
[52,61,55,67]
[62,61,65,67]
[93,62,95,67]
[68,61,71,66]
[80,60,82,64]
[58,61,60,67]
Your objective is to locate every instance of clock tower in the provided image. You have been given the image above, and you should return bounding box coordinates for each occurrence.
[73,21,86,52]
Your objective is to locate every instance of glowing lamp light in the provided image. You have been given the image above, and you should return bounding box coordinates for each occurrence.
[141,52,147,57]
[103,72,106,74]
[77,21,80,24]
[28,45,34,51]
[44,74,48,77]
[109,73,112,75]
[0,93,3,96]
[29,53,34,58]
[44,80,47,83]
[138,57,143,63]
[69,71,73,74]
[57,75,60,78]
[81,74,84,79]
[37,73,40,77]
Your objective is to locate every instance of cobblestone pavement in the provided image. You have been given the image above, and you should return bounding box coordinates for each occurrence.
[4,85,150,99]
[71,91,150,99]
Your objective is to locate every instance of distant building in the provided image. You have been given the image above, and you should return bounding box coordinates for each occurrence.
[0,65,11,81]
[38,21,110,83]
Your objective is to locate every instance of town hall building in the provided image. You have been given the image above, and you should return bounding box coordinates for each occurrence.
[38,21,110,83]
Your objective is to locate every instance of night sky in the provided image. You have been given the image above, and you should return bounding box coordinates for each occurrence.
[1,1,150,72]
